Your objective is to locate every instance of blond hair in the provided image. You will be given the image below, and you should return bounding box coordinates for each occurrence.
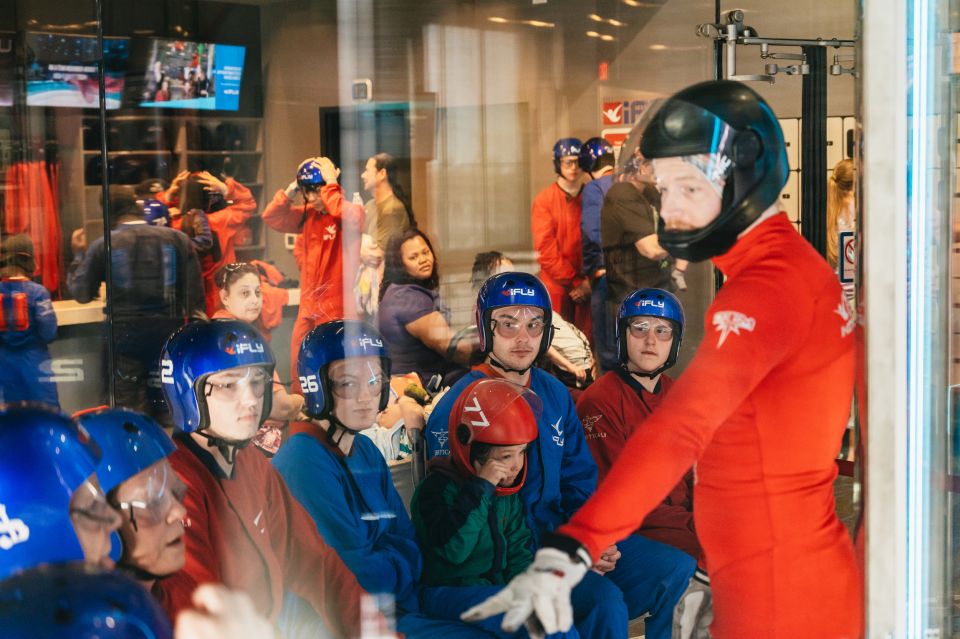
[826,159,855,269]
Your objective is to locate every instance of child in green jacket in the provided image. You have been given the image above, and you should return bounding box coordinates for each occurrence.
[412,378,540,588]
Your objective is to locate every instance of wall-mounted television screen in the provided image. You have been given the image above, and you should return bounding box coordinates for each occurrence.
[25,34,129,109]
[139,39,245,111]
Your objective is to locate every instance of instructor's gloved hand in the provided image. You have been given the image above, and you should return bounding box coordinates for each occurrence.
[672,568,713,639]
[461,547,590,639]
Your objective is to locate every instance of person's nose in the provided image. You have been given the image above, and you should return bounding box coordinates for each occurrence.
[168,497,188,525]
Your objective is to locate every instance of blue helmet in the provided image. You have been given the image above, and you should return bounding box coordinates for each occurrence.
[579,136,615,174]
[0,563,172,639]
[296,158,326,191]
[616,288,684,375]
[160,320,275,433]
[141,199,170,227]
[298,320,391,419]
[475,272,554,358]
[552,138,583,173]
[0,404,100,581]
[75,408,174,495]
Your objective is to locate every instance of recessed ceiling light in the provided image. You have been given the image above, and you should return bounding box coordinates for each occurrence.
[525,20,555,28]
[588,14,603,22]
[649,43,667,50]
[600,34,615,41]
[586,31,599,38]
[608,19,625,27]
[488,16,509,23]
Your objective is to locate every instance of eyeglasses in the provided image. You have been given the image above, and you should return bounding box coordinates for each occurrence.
[331,375,387,400]
[627,321,675,342]
[70,481,122,534]
[491,318,546,339]
[204,369,270,401]
[116,477,188,532]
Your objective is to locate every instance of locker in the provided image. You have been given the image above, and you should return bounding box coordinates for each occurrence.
[781,170,800,225]
[826,116,844,170]
[779,118,800,170]
[842,116,857,159]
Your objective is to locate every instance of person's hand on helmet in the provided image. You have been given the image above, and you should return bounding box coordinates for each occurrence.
[196,171,228,197]
[317,157,341,185]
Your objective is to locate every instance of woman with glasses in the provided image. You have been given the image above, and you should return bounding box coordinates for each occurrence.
[155,319,388,638]
[378,228,478,388]
[214,261,305,454]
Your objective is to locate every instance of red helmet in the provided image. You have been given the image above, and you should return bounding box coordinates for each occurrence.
[448,378,541,496]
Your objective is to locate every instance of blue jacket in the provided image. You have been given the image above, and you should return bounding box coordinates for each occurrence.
[273,423,423,614]
[426,368,598,546]
[0,277,56,348]
[581,174,615,277]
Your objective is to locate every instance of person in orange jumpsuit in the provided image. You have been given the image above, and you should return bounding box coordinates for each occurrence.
[262,157,364,388]
[531,138,591,339]
[160,170,257,315]
[463,80,862,639]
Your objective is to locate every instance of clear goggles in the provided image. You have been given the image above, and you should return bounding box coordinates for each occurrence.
[112,461,187,531]
[490,307,547,339]
[70,478,122,534]
[627,320,675,342]
[204,366,270,401]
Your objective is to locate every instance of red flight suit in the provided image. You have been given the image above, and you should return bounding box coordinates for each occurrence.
[558,214,862,638]
[156,437,372,637]
[262,185,364,387]
[576,371,702,564]
[531,182,591,339]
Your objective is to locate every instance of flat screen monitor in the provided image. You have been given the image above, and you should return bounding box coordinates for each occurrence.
[139,39,245,111]
[25,33,129,109]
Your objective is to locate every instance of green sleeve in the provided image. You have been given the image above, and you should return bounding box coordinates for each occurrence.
[414,474,494,565]
[503,495,534,581]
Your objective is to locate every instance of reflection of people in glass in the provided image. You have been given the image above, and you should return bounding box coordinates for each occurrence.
[67,186,204,417]
[826,158,855,304]
[0,234,59,407]
[154,78,170,102]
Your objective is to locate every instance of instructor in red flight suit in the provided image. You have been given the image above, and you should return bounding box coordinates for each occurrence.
[464,81,862,639]
[531,138,592,339]
[263,157,364,387]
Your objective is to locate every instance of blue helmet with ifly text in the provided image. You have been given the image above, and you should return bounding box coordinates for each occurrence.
[579,136,615,174]
[160,319,275,433]
[0,563,172,639]
[298,319,391,419]
[296,158,325,192]
[0,404,101,581]
[552,138,583,174]
[475,271,554,358]
[75,408,175,495]
[616,288,684,376]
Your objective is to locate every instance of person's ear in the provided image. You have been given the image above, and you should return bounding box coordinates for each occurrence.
[219,287,229,305]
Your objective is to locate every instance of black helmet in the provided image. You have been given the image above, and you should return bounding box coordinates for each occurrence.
[639,80,788,261]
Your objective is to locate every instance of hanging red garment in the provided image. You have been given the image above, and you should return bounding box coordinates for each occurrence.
[3,160,62,297]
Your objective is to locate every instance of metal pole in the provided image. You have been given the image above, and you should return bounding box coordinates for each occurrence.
[800,46,827,256]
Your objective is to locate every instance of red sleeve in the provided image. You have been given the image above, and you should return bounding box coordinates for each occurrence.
[531,188,577,285]
[575,390,629,483]
[559,271,813,560]
[319,184,365,231]
[268,465,373,639]
[154,455,223,620]
[257,282,288,332]
[217,178,255,228]
[262,190,304,233]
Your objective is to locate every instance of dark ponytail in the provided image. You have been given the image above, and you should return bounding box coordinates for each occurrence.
[372,153,417,229]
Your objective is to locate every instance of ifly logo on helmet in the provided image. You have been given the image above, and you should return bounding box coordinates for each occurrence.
[502,288,535,297]
[635,299,665,309]
[357,337,383,349]
[225,341,265,355]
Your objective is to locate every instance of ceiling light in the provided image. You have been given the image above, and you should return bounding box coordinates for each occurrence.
[649,43,667,50]
[488,16,509,24]
[608,19,625,27]
[600,34,615,41]
[588,14,603,21]
[586,31,599,38]
[525,20,555,28]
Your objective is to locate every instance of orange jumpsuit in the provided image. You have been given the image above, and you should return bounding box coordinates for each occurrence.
[262,185,363,386]
[531,182,591,339]
[558,213,862,638]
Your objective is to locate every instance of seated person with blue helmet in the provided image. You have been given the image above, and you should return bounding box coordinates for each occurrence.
[0,404,121,582]
[156,319,391,637]
[425,272,696,639]
[78,406,275,639]
[273,319,509,638]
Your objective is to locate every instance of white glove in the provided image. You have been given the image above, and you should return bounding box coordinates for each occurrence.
[672,569,713,639]
[461,547,589,639]
[175,584,274,639]
[284,180,300,199]
[671,267,688,291]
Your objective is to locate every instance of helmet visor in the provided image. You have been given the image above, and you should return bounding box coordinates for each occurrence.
[113,461,186,530]
[457,379,543,431]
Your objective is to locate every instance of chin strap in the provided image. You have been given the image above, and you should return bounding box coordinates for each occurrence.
[488,356,533,376]
[195,430,251,465]
[118,562,167,584]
